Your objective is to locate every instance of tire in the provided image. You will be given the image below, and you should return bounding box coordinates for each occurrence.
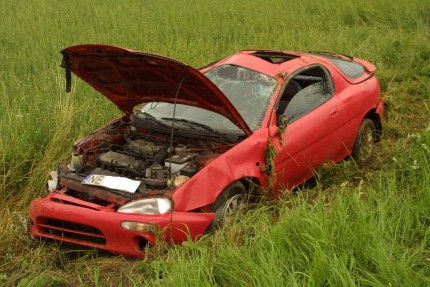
[352,118,376,163]
[210,181,246,229]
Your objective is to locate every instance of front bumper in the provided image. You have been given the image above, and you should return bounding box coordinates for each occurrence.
[29,193,214,258]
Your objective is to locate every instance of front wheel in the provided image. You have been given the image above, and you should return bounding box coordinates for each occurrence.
[210,181,246,229]
[352,118,377,163]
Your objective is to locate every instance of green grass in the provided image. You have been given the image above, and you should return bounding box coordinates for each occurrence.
[0,0,429,285]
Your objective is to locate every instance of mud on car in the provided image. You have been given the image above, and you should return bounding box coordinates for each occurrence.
[30,45,383,257]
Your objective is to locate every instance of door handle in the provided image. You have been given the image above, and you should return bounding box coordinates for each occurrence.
[329,107,338,116]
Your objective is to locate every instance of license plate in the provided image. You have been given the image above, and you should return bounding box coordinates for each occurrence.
[82,174,141,193]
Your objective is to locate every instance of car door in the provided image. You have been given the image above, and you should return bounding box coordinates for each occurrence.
[271,65,347,190]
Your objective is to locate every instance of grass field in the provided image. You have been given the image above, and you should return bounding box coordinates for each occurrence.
[1,0,429,286]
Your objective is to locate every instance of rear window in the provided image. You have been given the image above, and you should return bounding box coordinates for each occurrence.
[325,58,365,79]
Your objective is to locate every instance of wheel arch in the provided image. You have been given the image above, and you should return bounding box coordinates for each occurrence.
[239,176,262,194]
[364,108,382,142]
[209,176,263,208]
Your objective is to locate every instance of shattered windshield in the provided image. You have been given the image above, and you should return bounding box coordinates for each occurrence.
[135,64,277,133]
[204,65,277,130]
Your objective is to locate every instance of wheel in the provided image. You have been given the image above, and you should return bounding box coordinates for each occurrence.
[352,118,376,163]
[210,181,246,228]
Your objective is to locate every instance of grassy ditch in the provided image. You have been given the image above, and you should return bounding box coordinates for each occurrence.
[0,0,429,286]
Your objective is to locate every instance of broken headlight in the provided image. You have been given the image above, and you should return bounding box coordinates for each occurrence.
[70,152,83,171]
[117,198,172,214]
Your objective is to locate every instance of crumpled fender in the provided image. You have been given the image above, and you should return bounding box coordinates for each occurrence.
[172,128,270,211]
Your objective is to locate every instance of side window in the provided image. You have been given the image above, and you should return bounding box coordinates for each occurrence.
[277,66,333,123]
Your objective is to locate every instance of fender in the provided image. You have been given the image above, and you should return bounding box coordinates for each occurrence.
[172,128,270,211]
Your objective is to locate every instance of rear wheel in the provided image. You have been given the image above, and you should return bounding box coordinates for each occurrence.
[352,118,376,163]
[210,181,246,229]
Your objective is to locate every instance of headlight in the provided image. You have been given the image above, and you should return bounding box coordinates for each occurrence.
[70,152,83,170]
[117,198,172,214]
[46,170,59,193]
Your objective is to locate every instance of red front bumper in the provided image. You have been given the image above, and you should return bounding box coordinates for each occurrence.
[29,194,214,258]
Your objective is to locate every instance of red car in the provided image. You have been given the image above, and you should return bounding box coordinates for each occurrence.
[30,45,383,257]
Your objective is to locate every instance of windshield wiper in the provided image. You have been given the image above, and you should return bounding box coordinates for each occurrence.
[138,111,170,129]
[161,117,232,142]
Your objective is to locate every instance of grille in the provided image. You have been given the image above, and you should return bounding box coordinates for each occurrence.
[38,218,106,245]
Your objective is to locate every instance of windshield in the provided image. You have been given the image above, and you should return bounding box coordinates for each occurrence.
[135,64,277,132]
[205,65,277,130]
[138,102,242,132]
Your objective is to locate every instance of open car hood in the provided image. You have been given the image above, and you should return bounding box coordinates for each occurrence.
[61,44,252,135]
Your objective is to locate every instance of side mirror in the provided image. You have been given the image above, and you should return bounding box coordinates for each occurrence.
[277,115,289,130]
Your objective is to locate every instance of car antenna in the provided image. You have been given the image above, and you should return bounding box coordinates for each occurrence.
[168,73,189,182]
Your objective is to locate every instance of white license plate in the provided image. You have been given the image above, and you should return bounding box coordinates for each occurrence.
[82,174,141,193]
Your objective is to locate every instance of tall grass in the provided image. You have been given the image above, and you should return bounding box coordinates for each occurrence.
[0,0,429,285]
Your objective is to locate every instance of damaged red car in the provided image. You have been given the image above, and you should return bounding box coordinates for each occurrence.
[29,44,383,257]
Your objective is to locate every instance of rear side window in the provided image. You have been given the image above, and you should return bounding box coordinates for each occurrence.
[326,58,365,79]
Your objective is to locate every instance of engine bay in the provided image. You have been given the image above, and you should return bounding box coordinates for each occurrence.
[54,118,236,205]
[91,134,201,189]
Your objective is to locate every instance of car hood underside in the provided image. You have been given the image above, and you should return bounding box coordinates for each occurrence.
[61,44,252,135]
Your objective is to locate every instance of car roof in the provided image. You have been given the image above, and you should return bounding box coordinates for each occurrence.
[204,50,318,76]
[204,50,375,84]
